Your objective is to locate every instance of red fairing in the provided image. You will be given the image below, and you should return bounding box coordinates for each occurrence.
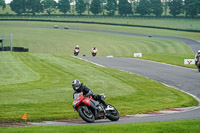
[82,97,91,107]
[72,94,84,111]
[92,50,97,54]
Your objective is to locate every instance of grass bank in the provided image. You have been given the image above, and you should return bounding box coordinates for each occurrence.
[1,16,200,31]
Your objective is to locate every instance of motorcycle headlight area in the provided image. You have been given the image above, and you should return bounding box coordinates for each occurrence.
[73,100,79,107]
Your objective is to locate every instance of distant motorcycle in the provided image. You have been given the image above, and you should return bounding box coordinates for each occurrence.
[92,49,97,57]
[74,49,79,56]
[72,93,119,123]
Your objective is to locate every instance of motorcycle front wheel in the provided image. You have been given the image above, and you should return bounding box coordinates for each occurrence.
[106,104,120,121]
[78,106,95,123]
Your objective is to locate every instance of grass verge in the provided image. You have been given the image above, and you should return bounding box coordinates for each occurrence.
[1,16,200,31]
[0,119,200,133]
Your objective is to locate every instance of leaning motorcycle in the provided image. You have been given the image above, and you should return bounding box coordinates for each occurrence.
[74,49,79,56]
[72,93,119,123]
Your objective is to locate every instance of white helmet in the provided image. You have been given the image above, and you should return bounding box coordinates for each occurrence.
[76,45,79,47]
[72,80,81,91]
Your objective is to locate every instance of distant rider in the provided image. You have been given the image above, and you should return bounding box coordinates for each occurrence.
[75,45,79,50]
[92,47,97,51]
[195,50,200,65]
[74,45,80,55]
[72,80,108,108]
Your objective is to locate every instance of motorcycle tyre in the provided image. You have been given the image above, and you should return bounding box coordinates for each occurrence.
[78,106,95,123]
[106,104,120,121]
[197,62,200,72]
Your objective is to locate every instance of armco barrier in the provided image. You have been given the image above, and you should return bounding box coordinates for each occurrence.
[0,46,29,52]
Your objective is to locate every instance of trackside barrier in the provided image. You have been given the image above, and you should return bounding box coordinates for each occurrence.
[184,59,195,65]
[134,53,142,57]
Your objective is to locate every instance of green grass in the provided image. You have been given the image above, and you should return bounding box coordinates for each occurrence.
[0,52,198,123]
[1,15,200,31]
[0,21,197,68]
[1,119,200,133]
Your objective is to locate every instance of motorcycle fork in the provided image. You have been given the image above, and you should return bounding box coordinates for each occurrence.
[89,101,99,119]
[82,106,89,113]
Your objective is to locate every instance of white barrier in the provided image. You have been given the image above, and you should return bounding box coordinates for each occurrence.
[107,55,113,58]
[134,53,142,57]
[184,59,195,65]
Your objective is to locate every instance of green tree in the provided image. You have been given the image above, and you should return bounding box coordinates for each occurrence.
[90,0,101,15]
[58,0,70,14]
[185,0,199,17]
[26,0,43,15]
[106,0,117,16]
[41,0,57,15]
[169,0,183,17]
[118,0,132,16]
[76,0,86,15]
[0,0,6,10]
[198,1,200,14]
[136,0,151,16]
[10,0,26,15]
[150,0,163,16]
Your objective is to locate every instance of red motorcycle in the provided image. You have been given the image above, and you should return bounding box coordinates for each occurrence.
[72,93,119,123]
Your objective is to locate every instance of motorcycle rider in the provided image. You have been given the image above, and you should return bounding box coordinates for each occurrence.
[195,50,200,65]
[92,47,98,56]
[75,45,79,50]
[92,47,97,51]
[72,80,108,108]
[74,45,80,55]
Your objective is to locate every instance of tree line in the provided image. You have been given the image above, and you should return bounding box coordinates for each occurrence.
[0,0,200,17]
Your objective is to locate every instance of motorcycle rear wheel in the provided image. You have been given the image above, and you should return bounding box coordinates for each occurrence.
[78,106,95,123]
[92,53,96,57]
[106,104,120,121]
